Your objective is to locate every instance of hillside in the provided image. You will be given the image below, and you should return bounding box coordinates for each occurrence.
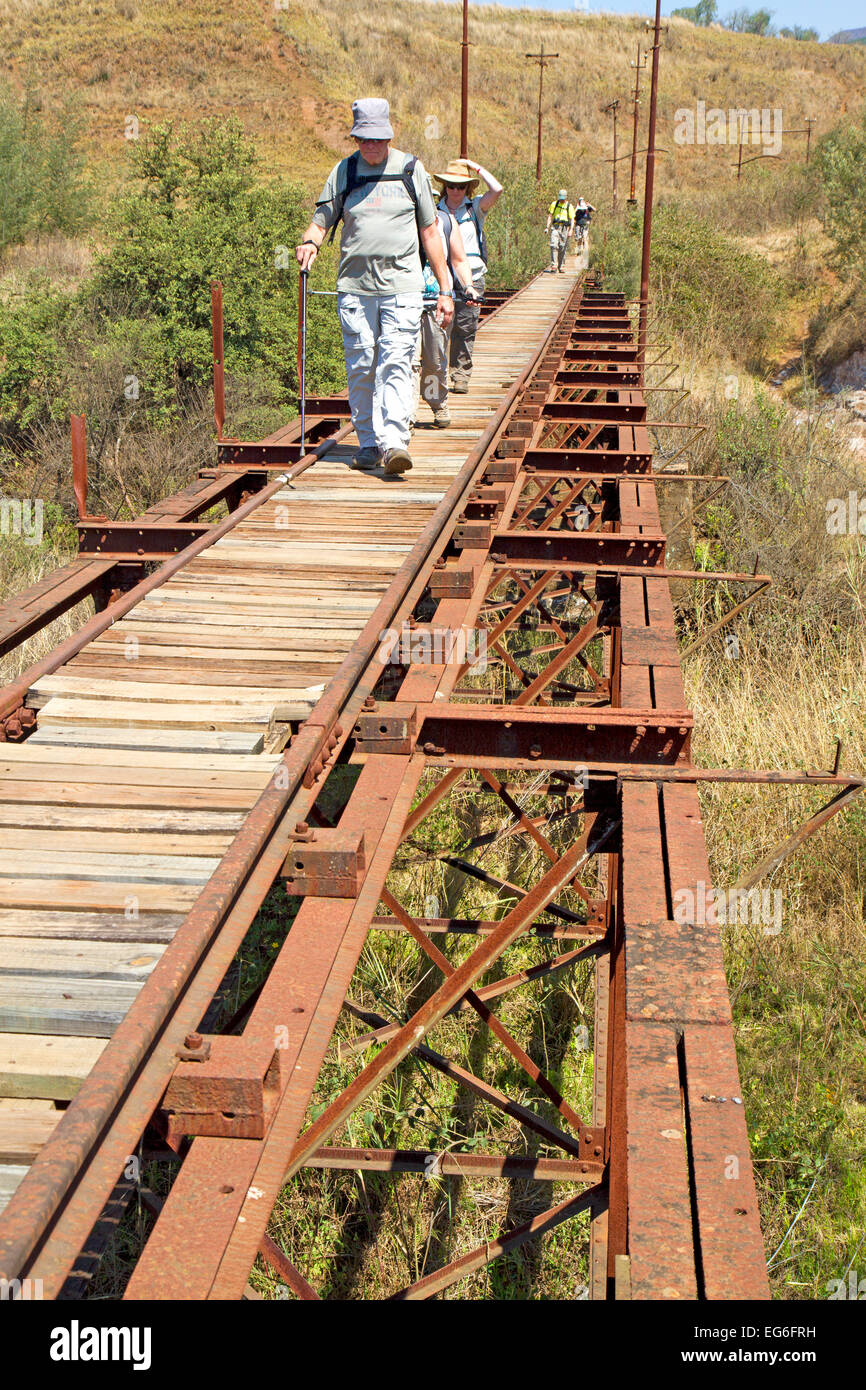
[1,0,864,205]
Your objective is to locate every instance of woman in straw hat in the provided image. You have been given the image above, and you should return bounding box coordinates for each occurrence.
[432,157,503,394]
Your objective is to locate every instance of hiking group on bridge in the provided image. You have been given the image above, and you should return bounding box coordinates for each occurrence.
[296,97,591,476]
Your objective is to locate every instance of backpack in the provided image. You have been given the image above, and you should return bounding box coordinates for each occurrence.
[323,151,427,263]
[422,206,454,296]
[441,196,487,267]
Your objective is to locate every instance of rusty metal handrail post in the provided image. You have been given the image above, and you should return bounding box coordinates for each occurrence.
[211,280,225,440]
[460,0,469,158]
[71,414,88,521]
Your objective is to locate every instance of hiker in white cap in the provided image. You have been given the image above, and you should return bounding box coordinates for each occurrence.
[546,190,575,273]
[433,157,503,394]
[412,183,480,429]
[296,98,452,475]
[573,196,596,252]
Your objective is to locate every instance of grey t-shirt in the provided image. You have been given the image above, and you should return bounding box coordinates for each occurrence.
[313,148,436,296]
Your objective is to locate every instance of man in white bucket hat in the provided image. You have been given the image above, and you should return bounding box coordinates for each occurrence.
[296,98,452,475]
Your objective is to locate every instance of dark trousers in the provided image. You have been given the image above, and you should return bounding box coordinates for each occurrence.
[450,282,484,387]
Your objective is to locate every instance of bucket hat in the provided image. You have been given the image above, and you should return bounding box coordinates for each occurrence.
[350,98,394,140]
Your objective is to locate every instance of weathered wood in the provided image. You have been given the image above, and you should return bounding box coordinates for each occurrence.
[0,1035,107,1099]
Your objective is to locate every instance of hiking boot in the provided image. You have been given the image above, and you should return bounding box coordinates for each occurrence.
[545,265,556,273]
[382,447,413,475]
[450,380,469,395]
[433,409,451,428]
[353,446,382,470]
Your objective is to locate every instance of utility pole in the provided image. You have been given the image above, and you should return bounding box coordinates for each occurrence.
[604,100,619,212]
[638,0,662,369]
[628,43,647,205]
[525,42,560,182]
[460,0,469,159]
[804,115,816,165]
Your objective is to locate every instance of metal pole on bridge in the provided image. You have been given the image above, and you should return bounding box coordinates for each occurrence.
[637,0,662,372]
[460,0,469,158]
[211,280,225,440]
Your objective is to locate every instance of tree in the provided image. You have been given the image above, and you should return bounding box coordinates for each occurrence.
[725,7,775,34]
[0,81,90,257]
[90,117,344,420]
[672,0,718,24]
[818,112,866,273]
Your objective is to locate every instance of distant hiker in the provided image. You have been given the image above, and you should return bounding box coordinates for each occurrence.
[574,197,596,251]
[296,98,452,476]
[413,188,480,429]
[546,189,575,273]
[433,157,503,394]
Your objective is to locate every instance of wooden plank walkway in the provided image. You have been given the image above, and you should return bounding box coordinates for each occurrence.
[0,268,579,1208]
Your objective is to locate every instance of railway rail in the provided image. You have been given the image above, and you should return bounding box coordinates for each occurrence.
[0,257,860,1301]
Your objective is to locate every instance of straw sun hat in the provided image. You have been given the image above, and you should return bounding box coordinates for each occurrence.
[432,158,480,193]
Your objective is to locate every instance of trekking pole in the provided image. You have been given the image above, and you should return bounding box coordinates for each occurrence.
[297,267,308,455]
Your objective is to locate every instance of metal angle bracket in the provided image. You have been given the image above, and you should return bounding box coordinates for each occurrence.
[353,702,418,755]
[160,1037,283,1142]
[281,828,367,898]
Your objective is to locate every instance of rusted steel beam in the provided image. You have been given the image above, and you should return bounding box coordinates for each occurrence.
[388,1186,601,1300]
[304,1147,593,1181]
[77,520,210,558]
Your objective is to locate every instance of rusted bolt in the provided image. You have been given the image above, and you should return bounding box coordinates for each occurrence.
[636,725,647,737]
[363,696,377,710]
[184,1032,203,1050]
[295,821,309,835]
[679,726,688,736]
[529,744,542,759]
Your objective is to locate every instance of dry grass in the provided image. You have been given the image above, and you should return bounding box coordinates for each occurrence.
[0,0,863,214]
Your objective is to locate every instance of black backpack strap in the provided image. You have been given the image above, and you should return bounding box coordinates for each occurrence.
[469,199,487,266]
[323,151,360,244]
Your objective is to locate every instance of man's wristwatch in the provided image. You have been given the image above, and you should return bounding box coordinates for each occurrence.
[438,289,453,298]
[302,240,318,248]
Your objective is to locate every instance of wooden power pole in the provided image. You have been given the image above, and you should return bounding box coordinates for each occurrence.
[628,44,647,206]
[525,42,560,182]
[604,100,619,212]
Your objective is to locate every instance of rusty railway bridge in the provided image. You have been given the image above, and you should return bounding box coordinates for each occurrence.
[0,262,859,1302]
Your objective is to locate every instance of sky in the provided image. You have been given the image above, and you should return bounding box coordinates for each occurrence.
[456,1,863,42]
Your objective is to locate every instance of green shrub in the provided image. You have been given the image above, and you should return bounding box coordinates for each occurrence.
[0,81,90,257]
[0,278,74,433]
[589,205,642,297]
[818,111,866,275]
[87,116,346,422]
[650,202,784,367]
